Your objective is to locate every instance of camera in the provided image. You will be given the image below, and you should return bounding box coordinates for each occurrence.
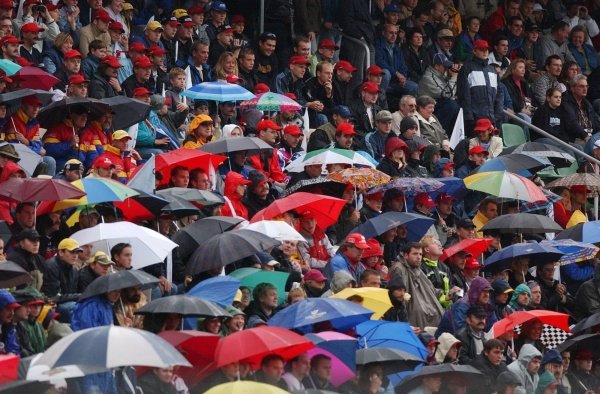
[33,4,46,12]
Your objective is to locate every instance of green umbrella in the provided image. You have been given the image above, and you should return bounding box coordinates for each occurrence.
[285,148,376,172]
[0,59,21,75]
[229,268,289,306]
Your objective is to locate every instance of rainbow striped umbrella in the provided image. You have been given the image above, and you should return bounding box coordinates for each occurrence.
[464,171,546,203]
[239,92,302,112]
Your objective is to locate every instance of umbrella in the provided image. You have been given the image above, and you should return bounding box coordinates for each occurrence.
[0,142,41,176]
[0,59,20,75]
[285,148,376,173]
[541,240,600,266]
[327,168,390,190]
[186,230,280,275]
[113,191,170,222]
[73,178,139,204]
[464,171,547,202]
[369,177,445,195]
[483,242,564,272]
[243,220,306,242]
[350,212,435,241]
[239,91,302,112]
[172,216,244,262]
[330,287,392,320]
[480,213,563,234]
[395,364,483,393]
[355,348,423,374]
[500,141,576,168]
[487,310,570,338]
[12,66,59,90]
[305,332,357,386]
[546,173,600,193]
[70,222,178,269]
[198,136,273,155]
[29,326,191,373]
[0,178,86,203]
[182,81,254,101]
[79,270,159,300]
[557,333,600,352]
[26,352,107,382]
[37,97,111,128]
[573,312,600,334]
[519,188,562,213]
[0,89,53,106]
[160,195,202,218]
[477,154,551,176]
[100,96,151,130]
[0,220,8,244]
[0,354,19,384]
[229,268,289,307]
[156,187,223,206]
[0,261,32,288]
[306,346,355,387]
[268,298,373,332]
[0,380,53,393]
[429,176,467,202]
[214,325,314,368]
[135,295,231,317]
[440,238,495,261]
[154,149,226,189]
[205,381,288,394]
[187,275,241,307]
[250,192,347,229]
[555,221,600,243]
[280,177,347,198]
[355,320,428,360]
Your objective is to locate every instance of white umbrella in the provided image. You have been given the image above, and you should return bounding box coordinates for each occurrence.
[26,354,107,382]
[242,220,305,242]
[70,222,177,269]
[28,326,191,378]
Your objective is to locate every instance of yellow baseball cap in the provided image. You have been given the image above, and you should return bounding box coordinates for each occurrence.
[112,130,132,141]
[89,251,116,265]
[58,238,82,252]
[123,2,134,11]
[189,114,213,132]
[172,8,189,19]
[146,20,164,31]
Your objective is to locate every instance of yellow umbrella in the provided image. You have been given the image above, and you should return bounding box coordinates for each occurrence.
[204,381,288,394]
[330,287,392,320]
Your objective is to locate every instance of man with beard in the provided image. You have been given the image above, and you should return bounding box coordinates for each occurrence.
[114,286,147,328]
[455,305,488,364]
[301,269,328,297]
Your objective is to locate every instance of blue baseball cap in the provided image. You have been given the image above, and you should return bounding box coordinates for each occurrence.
[210,1,228,12]
[383,4,400,13]
[333,105,352,118]
[0,290,21,310]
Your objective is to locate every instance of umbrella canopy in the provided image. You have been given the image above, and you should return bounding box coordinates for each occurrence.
[13,66,59,90]
[239,91,302,112]
[557,333,600,353]
[0,59,20,75]
[156,187,224,206]
[100,96,151,130]
[546,173,600,193]
[113,191,169,222]
[480,213,564,234]
[70,222,178,269]
[26,353,107,382]
[331,287,392,320]
[205,381,288,394]
[30,326,191,372]
[186,230,280,275]
[198,136,273,155]
[327,168,390,190]
[0,380,53,393]
[0,89,53,106]
[440,238,495,261]
[555,221,600,243]
[369,177,445,195]
[229,268,289,307]
[172,216,244,262]
[0,142,41,176]
[429,176,467,202]
[214,326,314,368]
[268,298,373,332]
[182,81,255,101]
[464,171,546,202]
[395,364,483,393]
[154,149,226,188]
[540,240,599,265]
[187,275,241,307]
[572,312,600,334]
[136,295,230,318]
[477,154,550,175]
[0,261,32,288]
[0,354,19,384]
[160,196,202,218]
[519,188,562,213]
[487,310,570,338]
[355,320,428,360]
[0,178,86,203]
[79,270,159,300]
[280,177,347,198]
[304,331,357,372]
[37,97,110,128]
[73,178,139,204]
[355,348,423,374]
[500,141,576,168]
[285,148,376,173]
[250,192,347,229]
[483,242,564,272]
[243,220,305,242]
[350,212,435,241]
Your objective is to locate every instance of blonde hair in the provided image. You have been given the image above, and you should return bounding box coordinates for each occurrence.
[213,52,239,80]
[54,32,74,48]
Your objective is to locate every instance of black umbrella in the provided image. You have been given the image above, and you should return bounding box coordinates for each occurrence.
[477,153,552,174]
[572,312,600,334]
[172,216,244,262]
[557,333,600,352]
[394,364,483,393]
[350,212,435,240]
[135,295,231,317]
[0,88,53,106]
[160,195,202,218]
[156,187,224,206]
[37,97,111,128]
[0,261,32,288]
[0,220,11,244]
[198,136,273,155]
[500,142,576,168]
[79,270,159,300]
[480,213,564,234]
[100,95,151,130]
[0,380,53,393]
[281,177,347,198]
[355,348,423,374]
[186,229,280,275]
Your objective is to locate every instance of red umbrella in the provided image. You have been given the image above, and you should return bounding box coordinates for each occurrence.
[0,178,86,202]
[0,354,19,384]
[487,310,570,338]
[155,149,226,188]
[440,238,495,261]
[250,192,347,229]
[215,326,314,369]
[13,66,60,90]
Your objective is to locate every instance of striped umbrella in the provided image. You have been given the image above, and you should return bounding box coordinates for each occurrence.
[285,148,376,172]
[239,92,302,112]
[181,81,255,101]
[464,171,546,203]
[519,188,562,212]
[541,239,600,265]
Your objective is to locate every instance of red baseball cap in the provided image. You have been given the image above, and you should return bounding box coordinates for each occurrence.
[226,74,241,84]
[146,45,168,56]
[319,39,339,50]
[21,22,44,34]
[101,55,122,68]
[0,0,13,9]
[336,121,356,135]
[473,118,498,133]
[469,146,489,156]
[132,87,151,97]
[435,192,455,203]
[128,42,146,53]
[93,9,112,22]
[230,14,245,24]
[22,94,42,107]
[93,156,116,169]
[188,5,205,14]
[68,74,88,85]
[254,83,270,94]
[464,257,482,270]
[256,119,282,132]
[289,55,310,66]
[163,16,180,27]
[303,269,327,282]
[362,238,384,258]
[109,20,125,33]
[283,92,297,101]
[345,233,370,249]
[366,65,384,75]
[0,35,21,46]
[63,49,82,59]
[570,185,591,194]
[283,124,302,136]
[415,192,436,208]
[134,55,152,68]
[366,191,384,201]
[361,81,380,94]
[473,39,489,50]
[334,60,357,72]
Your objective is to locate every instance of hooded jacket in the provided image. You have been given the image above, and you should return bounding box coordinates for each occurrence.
[221,171,250,220]
[0,161,24,224]
[507,344,542,394]
[434,332,461,363]
[508,284,532,311]
[535,370,557,394]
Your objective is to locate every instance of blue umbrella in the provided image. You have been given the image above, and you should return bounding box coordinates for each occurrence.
[355,320,428,360]
[555,221,600,243]
[350,212,434,241]
[477,154,551,176]
[268,298,373,333]
[187,276,241,307]
[0,59,21,75]
[483,241,564,272]
[540,240,600,266]
[304,331,357,371]
[370,177,444,196]
[181,81,255,101]
[429,177,467,202]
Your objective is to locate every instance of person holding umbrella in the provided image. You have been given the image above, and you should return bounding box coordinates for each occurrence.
[247,119,287,190]
[95,130,139,183]
[42,105,88,169]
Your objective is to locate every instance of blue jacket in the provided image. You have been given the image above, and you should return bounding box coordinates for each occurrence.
[71,295,114,331]
[325,251,365,283]
[568,42,600,73]
[186,57,212,86]
[1,323,19,355]
[374,37,408,77]
[457,56,504,122]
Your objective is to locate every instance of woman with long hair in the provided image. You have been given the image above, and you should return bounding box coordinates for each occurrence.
[213,51,239,80]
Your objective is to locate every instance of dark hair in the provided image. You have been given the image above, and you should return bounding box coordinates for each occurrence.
[402,242,422,254]
[191,40,209,53]
[552,20,570,33]
[252,282,277,302]
[238,47,255,59]
[310,354,331,369]
[110,243,132,260]
[484,338,506,351]
[88,39,106,53]
[293,35,310,48]
[190,167,207,180]
[170,165,189,179]
[544,54,562,67]
[508,15,523,25]
[261,354,284,367]
[492,34,509,47]
[545,87,562,97]
[360,269,381,283]
[15,202,36,213]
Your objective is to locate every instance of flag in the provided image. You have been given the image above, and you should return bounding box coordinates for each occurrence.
[450,108,465,149]
[184,65,193,90]
[127,155,155,194]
